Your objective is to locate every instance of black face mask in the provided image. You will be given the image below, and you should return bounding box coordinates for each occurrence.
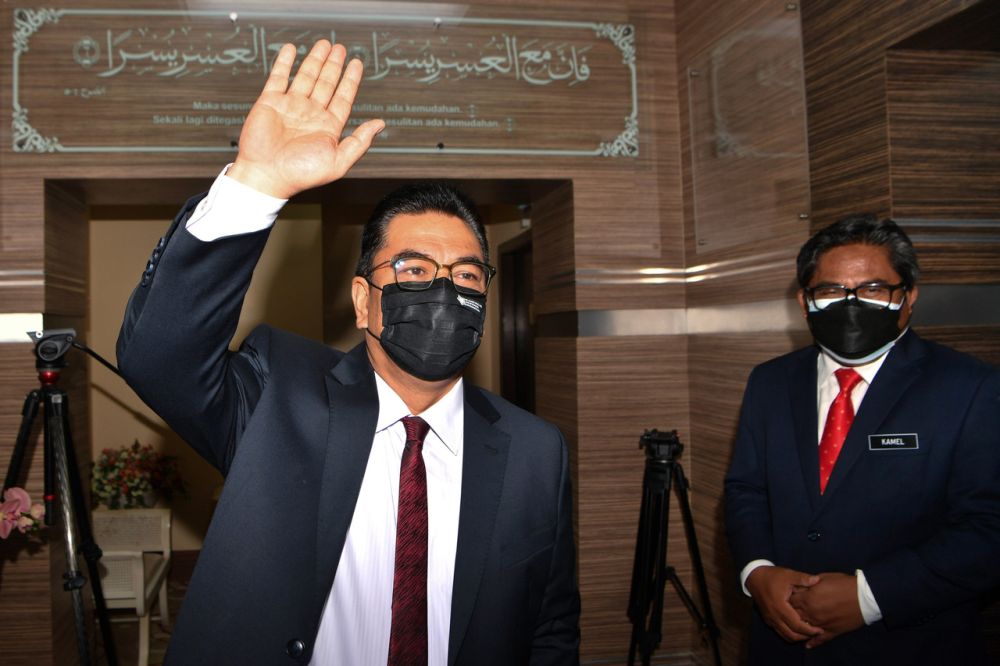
[806,299,902,361]
[367,277,486,381]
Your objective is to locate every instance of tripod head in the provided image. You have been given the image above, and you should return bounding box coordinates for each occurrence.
[29,329,76,384]
[639,429,684,465]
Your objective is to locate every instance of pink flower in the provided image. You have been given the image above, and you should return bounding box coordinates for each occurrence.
[3,486,30,513]
[1,487,41,539]
[30,503,44,520]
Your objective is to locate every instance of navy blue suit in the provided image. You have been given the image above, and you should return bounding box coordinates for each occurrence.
[116,196,581,665]
[725,330,1000,665]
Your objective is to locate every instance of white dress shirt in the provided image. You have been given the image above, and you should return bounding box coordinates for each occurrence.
[739,344,905,626]
[311,374,464,665]
[185,168,465,664]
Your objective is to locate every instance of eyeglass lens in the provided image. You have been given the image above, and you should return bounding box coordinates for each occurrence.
[810,284,899,309]
[392,256,490,294]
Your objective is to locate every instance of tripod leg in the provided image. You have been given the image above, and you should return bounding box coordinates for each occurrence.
[56,393,119,666]
[628,467,672,666]
[3,390,41,493]
[673,464,723,666]
[46,391,92,665]
[643,468,672,666]
[628,483,655,666]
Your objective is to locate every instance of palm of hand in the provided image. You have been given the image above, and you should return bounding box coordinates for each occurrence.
[238,91,347,194]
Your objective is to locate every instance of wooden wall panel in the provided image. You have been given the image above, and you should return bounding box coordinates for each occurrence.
[887,50,1000,220]
[0,174,46,312]
[915,325,1000,367]
[799,0,975,228]
[531,182,578,316]
[676,0,812,308]
[0,343,55,665]
[575,335,691,661]
[43,183,88,317]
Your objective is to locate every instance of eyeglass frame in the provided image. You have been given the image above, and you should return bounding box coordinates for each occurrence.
[803,281,908,310]
[368,251,498,294]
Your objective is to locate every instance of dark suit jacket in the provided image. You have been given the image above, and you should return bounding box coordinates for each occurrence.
[725,330,1000,665]
[116,196,581,665]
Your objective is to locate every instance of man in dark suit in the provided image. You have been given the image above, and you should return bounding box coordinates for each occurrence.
[116,40,580,665]
[725,215,1000,664]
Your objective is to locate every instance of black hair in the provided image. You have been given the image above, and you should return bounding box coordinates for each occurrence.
[796,214,920,289]
[355,182,488,277]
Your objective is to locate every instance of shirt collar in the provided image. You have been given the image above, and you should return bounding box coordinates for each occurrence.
[817,345,889,387]
[373,372,464,456]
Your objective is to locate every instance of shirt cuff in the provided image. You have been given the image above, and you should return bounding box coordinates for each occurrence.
[856,569,883,624]
[740,559,775,596]
[185,164,288,241]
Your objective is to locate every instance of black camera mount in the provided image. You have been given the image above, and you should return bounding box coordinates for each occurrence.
[4,329,118,666]
[627,429,721,666]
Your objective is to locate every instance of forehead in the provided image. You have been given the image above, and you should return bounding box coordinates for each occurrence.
[379,211,482,260]
[812,243,900,285]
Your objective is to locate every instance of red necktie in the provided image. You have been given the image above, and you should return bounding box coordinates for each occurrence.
[818,368,863,494]
[388,416,429,666]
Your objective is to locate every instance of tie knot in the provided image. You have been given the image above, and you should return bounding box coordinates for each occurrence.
[834,367,863,393]
[402,416,430,447]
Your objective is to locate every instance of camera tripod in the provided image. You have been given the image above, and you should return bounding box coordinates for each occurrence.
[627,429,721,666]
[4,329,118,666]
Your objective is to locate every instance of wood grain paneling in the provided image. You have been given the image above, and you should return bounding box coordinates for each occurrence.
[0,343,56,666]
[676,0,813,309]
[799,0,975,229]
[575,336,692,661]
[887,50,1000,220]
[531,182,578,315]
[43,183,88,317]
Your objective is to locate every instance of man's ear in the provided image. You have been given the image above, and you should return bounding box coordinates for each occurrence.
[796,289,809,318]
[351,277,370,330]
[906,284,919,309]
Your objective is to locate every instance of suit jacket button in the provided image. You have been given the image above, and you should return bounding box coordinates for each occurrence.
[286,639,305,657]
[807,530,821,541]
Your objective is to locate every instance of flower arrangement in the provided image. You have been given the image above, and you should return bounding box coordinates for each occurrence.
[1,487,45,539]
[91,440,186,509]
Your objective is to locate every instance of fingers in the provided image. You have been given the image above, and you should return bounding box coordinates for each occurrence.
[781,608,823,640]
[761,599,821,642]
[310,44,348,108]
[328,58,365,125]
[793,573,821,587]
[262,43,298,94]
[334,118,386,175]
[288,40,334,96]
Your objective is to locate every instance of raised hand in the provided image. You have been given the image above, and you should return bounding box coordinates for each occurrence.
[745,566,823,643]
[228,40,385,199]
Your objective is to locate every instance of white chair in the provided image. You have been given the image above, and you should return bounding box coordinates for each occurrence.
[92,507,172,666]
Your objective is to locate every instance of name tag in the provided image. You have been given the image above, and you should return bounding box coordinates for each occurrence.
[868,433,919,451]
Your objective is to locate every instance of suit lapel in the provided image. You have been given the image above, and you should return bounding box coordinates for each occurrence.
[790,347,822,511]
[315,344,379,603]
[448,384,510,666]
[819,331,927,505]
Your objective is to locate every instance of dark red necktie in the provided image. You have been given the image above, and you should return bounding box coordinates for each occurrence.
[388,416,429,666]
[818,368,863,494]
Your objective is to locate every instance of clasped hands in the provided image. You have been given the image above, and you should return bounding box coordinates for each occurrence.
[746,566,864,649]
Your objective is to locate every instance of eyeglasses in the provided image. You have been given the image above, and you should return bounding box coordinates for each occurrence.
[370,253,497,295]
[804,282,907,310]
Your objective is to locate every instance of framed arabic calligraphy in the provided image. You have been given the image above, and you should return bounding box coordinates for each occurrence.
[11,8,638,157]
